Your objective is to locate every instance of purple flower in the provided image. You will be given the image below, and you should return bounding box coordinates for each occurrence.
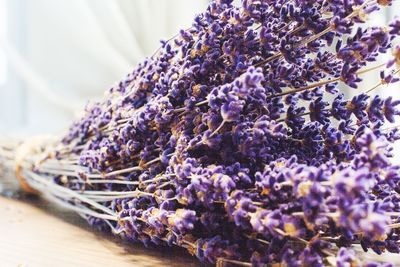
[221,99,244,122]
[368,95,385,122]
[336,248,361,267]
[348,93,370,121]
[212,173,236,197]
[249,210,282,237]
[167,209,197,233]
[339,203,389,241]
[332,94,351,121]
[309,97,330,124]
[389,17,400,35]
[383,96,400,123]
[356,129,391,169]
[281,215,306,238]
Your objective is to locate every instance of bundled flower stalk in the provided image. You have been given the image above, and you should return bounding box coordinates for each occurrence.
[4,0,400,266]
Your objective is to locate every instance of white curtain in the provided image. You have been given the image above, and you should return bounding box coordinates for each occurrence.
[0,0,208,135]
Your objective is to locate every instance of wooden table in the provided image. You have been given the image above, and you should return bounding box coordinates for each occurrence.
[0,195,199,267]
[3,194,400,267]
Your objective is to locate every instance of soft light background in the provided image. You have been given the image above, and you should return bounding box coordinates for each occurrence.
[0,0,208,136]
[0,0,399,140]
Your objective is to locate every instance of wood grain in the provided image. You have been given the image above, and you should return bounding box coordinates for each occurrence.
[3,195,400,267]
[0,196,199,267]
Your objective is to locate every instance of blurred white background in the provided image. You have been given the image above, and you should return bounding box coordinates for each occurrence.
[0,0,208,136]
[0,0,399,138]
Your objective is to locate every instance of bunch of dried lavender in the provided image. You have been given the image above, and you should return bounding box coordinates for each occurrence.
[2,0,400,266]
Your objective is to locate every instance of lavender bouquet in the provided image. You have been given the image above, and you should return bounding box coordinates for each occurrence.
[3,0,400,266]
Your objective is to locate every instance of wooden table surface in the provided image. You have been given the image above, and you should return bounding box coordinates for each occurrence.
[3,194,400,267]
[0,195,199,267]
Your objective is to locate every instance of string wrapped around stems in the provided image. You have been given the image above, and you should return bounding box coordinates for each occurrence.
[3,0,400,266]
